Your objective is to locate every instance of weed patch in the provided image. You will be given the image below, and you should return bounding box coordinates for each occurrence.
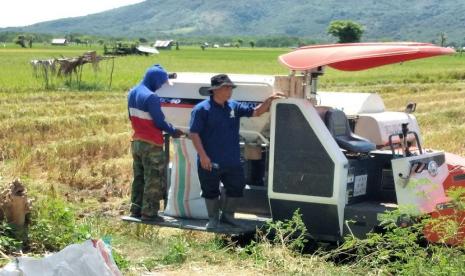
[160,235,189,265]
[28,187,91,252]
[325,189,465,274]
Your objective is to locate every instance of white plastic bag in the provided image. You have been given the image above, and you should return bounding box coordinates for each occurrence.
[0,239,121,276]
[164,138,208,219]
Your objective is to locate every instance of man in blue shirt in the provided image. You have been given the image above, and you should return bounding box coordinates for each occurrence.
[189,74,284,229]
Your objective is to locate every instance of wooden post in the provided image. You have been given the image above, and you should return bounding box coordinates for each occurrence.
[0,179,31,242]
[78,64,83,90]
[274,75,305,98]
[109,57,115,90]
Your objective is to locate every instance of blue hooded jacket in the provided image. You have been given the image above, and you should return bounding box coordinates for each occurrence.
[142,64,169,92]
[127,64,176,145]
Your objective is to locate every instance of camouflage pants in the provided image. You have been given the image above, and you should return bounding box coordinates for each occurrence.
[130,140,166,217]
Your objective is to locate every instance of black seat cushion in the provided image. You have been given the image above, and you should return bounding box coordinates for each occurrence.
[325,109,376,153]
[335,135,376,153]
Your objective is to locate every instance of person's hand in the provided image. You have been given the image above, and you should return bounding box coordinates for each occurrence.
[200,154,212,171]
[264,92,286,106]
[268,92,286,101]
[172,129,185,138]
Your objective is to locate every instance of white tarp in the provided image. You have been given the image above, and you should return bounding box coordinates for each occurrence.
[0,240,121,276]
[136,46,159,54]
[51,38,67,45]
[153,40,173,48]
[164,138,208,219]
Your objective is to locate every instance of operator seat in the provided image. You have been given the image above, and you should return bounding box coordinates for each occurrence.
[325,109,376,153]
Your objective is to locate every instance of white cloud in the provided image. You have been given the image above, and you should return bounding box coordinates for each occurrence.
[0,0,145,28]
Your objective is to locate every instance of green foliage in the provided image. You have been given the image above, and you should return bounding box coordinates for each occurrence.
[202,235,228,252]
[241,210,309,263]
[28,189,91,252]
[112,249,131,270]
[135,232,192,269]
[160,235,189,265]
[438,32,448,47]
[326,189,465,274]
[0,222,22,253]
[240,239,266,265]
[327,20,364,43]
[265,209,308,252]
[14,35,27,48]
[236,210,346,274]
[447,187,465,210]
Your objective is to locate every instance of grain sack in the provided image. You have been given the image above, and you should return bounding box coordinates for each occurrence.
[164,138,208,219]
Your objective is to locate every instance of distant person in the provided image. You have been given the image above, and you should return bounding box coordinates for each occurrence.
[127,64,183,221]
[189,74,284,229]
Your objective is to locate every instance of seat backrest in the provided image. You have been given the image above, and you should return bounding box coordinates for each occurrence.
[315,106,332,122]
[325,109,351,137]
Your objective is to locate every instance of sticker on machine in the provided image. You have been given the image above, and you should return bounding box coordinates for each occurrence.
[353,174,368,196]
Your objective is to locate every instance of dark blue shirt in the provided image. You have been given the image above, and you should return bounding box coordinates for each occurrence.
[189,98,254,167]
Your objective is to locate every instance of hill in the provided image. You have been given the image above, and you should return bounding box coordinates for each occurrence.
[2,0,465,43]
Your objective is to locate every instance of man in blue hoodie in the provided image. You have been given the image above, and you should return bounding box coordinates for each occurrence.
[128,64,183,221]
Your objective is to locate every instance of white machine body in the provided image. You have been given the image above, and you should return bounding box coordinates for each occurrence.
[157,73,422,146]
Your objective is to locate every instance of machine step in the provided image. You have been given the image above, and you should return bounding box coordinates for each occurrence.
[121,212,268,235]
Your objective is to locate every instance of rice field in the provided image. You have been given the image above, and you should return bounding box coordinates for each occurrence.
[1,44,465,274]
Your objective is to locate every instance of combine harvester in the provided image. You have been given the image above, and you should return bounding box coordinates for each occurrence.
[123,42,464,244]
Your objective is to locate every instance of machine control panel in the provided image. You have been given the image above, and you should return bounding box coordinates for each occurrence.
[346,159,370,204]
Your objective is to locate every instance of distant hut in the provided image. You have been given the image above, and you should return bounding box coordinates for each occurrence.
[51,38,68,46]
[153,40,174,50]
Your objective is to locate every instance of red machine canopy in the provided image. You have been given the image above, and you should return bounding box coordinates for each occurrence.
[278,42,455,71]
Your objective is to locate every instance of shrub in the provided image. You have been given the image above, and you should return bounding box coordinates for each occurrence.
[0,222,22,253]
[239,210,317,273]
[325,188,465,274]
[160,235,189,265]
[28,188,91,252]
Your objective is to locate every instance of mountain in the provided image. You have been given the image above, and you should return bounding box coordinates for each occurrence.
[3,0,465,43]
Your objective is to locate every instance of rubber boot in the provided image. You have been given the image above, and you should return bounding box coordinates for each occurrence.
[220,196,246,228]
[205,198,220,230]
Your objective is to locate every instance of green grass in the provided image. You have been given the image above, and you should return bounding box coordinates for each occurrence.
[0,45,289,92]
[1,45,465,274]
[2,44,465,92]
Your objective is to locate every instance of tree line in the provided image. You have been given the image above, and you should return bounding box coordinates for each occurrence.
[1,20,462,49]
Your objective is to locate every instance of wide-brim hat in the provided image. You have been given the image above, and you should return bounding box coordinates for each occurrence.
[208,74,237,92]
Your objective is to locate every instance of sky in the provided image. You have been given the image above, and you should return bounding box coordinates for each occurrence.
[0,0,145,28]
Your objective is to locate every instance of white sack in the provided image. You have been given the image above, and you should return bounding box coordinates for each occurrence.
[0,239,121,276]
[164,138,208,219]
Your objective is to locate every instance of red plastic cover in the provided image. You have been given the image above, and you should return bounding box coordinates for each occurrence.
[278,42,455,71]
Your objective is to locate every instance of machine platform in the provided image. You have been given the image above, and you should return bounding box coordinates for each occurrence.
[121,212,268,235]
